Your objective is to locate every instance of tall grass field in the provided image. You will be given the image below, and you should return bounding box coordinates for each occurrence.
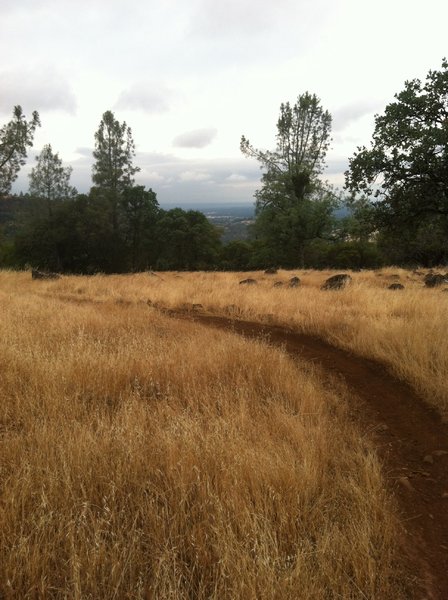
[2,267,445,598]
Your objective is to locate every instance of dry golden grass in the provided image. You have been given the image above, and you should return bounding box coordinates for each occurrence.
[0,271,411,598]
[15,266,447,416]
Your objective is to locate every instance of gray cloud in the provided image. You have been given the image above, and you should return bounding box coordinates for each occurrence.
[133,152,261,203]
[74,147,93,159]
[0,67,76,115]
[115,82,174,114]
[173,128,217,148]
[12,147,347,205]
[190,0,327,37]
[191,0,276,36]
[332,100,381,132]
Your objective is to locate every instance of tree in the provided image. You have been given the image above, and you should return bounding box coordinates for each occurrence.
[92,110,139,192]
[29,144,77,214]
[0,106,40,195]
[345,59,448,232]
[120,186,159,271]
[241,93,336,267]
[155,208,221,270]
[92,110,140,232]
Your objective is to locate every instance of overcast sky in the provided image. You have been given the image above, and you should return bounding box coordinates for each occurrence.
[2,0,447,205]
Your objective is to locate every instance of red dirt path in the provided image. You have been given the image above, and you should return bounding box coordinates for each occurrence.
[174,311,448,600]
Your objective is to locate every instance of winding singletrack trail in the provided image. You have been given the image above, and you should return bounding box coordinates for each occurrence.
[174,311,448,599]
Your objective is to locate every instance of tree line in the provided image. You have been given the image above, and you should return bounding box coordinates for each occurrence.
[1,59,447,272]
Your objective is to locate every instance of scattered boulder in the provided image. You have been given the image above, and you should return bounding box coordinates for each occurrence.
[31,269,61,280]
[442,288,448,293]
[388,283,405,290]
[192,303,203,311]
[264,267,278,275]
[273,281,283,288]
[387,273,401,280]
[289,276,301,288]
[423,454,434,465]
[239,278,257,285]
[424,272,447,288]
[397,476,414,491]
[321,273,352,291]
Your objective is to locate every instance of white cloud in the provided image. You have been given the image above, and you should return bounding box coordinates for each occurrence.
[178,170,211,182]
[226,173,248,182]
[173,128,217,148]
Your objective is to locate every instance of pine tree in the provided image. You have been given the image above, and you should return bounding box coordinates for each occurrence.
[92,110,140,232]
[29,144,76,215]
[0,106,40,195]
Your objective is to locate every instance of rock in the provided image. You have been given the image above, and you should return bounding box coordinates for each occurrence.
[423,454,434,464]
[424,272,447,287]
[321,274,352,291]
[387,273,401,280]
[31,269,61,280]
[239,278,257,285]
[442,492,448,499]
[388,283,405,290]
[397,476,414,491]
[192,303,203,311]
[442,288,448,293]
[264,267,278,274]
[289,276,301,288]
[273,281,283,288]
[432,450,448,457]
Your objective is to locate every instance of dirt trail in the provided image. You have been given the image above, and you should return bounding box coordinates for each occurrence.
[174,311,448,599]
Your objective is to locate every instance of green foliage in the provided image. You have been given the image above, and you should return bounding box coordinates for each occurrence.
[241,92,332,208]
[377,216,448,267]
[120,186,159,271]
[345,59,448,265]
[155,209,222,270]
[219,240,252,270]
[242,92,337,267]
[92,110,140,235]
[0,106,40,195]
[92,110,140,193]
[323,241,382,269]
[29,144,77,211]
